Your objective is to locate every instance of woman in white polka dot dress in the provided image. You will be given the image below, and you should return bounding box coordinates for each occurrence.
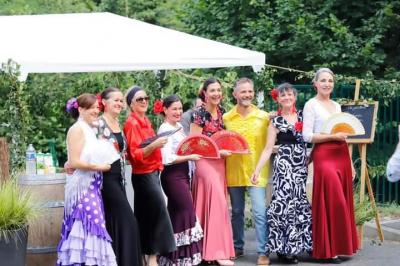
[57,93,118,266]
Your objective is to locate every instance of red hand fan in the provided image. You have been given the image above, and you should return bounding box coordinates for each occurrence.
[176,134,220,158]
[210,130,250,154]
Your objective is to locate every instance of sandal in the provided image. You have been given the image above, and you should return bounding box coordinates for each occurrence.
[216,259,235,266]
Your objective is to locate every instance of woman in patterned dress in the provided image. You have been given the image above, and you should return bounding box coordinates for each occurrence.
[96,87,142,266]
[57,93,117,266]
[252,83,312,264]
[156,94,204,266]
[190,78,235,266]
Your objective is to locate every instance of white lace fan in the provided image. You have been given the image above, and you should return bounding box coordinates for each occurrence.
[321,112,365,135]
[89,138,120,165]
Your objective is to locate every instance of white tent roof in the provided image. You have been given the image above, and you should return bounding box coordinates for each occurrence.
[0,12,265,80]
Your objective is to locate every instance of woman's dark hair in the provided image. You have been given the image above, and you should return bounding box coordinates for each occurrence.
[276,82,298,97]
[198,77,221,102]
[101,87,121,100]
[160,94,181,116]
[69,93,97,120]
[126,85,144,106]
[99,87,121,112]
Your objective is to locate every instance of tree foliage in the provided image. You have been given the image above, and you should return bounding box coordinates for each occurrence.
[1,0,399,200]
[183,0,400,77]
[0,61,29,172]
[0,0,97,15]
[99,0,187,30]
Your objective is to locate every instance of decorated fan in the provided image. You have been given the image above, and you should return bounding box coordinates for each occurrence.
[210,130,250,154]
[140,127,181,148]
[176,134,220,158]
[321,112,365,135]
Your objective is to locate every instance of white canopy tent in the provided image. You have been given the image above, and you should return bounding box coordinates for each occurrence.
[0,12,265,80]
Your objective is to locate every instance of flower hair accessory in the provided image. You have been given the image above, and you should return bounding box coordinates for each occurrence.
[96,94,104,112]
[269,88,278,102]
[66,97,78,113]
[153,99,164,114]
[294,121,303,132]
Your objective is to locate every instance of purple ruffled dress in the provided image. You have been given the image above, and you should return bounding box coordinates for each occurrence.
[56,119,117,266]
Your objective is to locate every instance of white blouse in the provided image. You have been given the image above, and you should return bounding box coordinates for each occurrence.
[158,121,186,165]
[302,97,341,143]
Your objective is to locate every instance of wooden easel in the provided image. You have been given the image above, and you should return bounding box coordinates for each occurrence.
[351,80,384,247]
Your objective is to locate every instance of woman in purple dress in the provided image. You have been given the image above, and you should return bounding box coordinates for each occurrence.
[156,95,203,266]
[57,93,117,266]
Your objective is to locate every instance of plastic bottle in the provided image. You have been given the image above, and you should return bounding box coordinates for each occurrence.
[25,144,37,175]
[36,153,45,175]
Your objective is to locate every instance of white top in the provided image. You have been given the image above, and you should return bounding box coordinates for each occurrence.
[158,122,186,165]
[302,97,341,143]
[68,119,119,166]
[65,118,119,215]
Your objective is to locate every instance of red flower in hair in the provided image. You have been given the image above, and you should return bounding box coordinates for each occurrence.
[96,94,104,112]
[294,122,303,132]
[153,99,164,114]
[270,88,279,102]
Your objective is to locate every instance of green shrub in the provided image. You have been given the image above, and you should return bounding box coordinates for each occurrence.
[0,180,38,242]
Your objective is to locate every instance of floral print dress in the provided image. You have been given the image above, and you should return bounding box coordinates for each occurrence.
[266,110,313,255]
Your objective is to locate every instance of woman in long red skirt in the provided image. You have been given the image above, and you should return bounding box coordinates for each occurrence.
[303,68,358,264]
[190,78,235,266]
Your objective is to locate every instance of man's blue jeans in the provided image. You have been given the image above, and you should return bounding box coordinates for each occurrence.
[228,186,268,255]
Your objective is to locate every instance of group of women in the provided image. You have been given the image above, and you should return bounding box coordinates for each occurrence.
[253,68,358,264]
[56,67,358,266]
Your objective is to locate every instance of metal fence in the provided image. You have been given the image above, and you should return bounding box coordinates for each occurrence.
[267,84,400,204]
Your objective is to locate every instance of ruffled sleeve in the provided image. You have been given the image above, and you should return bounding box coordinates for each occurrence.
[191,107,205,128]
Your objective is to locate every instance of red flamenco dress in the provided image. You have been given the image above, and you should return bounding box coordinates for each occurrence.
[311,141,358,259]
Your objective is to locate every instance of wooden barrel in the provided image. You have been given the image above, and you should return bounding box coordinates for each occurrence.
[19,173,65,266]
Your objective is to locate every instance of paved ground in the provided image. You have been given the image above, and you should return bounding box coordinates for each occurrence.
[125,166,400,265]
[200,228,400,266]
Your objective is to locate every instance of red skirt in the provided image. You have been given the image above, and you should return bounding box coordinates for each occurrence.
[311,141,358,259]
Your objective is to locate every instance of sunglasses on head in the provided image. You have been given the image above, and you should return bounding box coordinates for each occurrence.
[135,96,150,103]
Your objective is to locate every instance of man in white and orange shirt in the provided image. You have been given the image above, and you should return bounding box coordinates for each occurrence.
[223,78,271,265]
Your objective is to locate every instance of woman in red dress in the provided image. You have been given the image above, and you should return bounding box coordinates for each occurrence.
[190,78,235,266]
[123,86,176,266]
[303,68,358,263]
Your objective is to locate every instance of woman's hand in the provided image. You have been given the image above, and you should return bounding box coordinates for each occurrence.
[333,132,349,141]
[250,172,259,185]
[188,154,202,161]
[151,136,168,149]
[64,161,75,174]
[95,163,111,172]
[219,149,232,157]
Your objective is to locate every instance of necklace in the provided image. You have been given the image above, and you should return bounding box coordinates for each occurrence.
[281,112,294,116]
[103,113,119,123]
[103,114,120,132]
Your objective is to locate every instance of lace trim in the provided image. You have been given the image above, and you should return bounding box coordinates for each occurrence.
[174,220,203,247]
[158,252,202,266]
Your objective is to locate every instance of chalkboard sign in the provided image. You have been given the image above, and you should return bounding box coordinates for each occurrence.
[341,101,379,143]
